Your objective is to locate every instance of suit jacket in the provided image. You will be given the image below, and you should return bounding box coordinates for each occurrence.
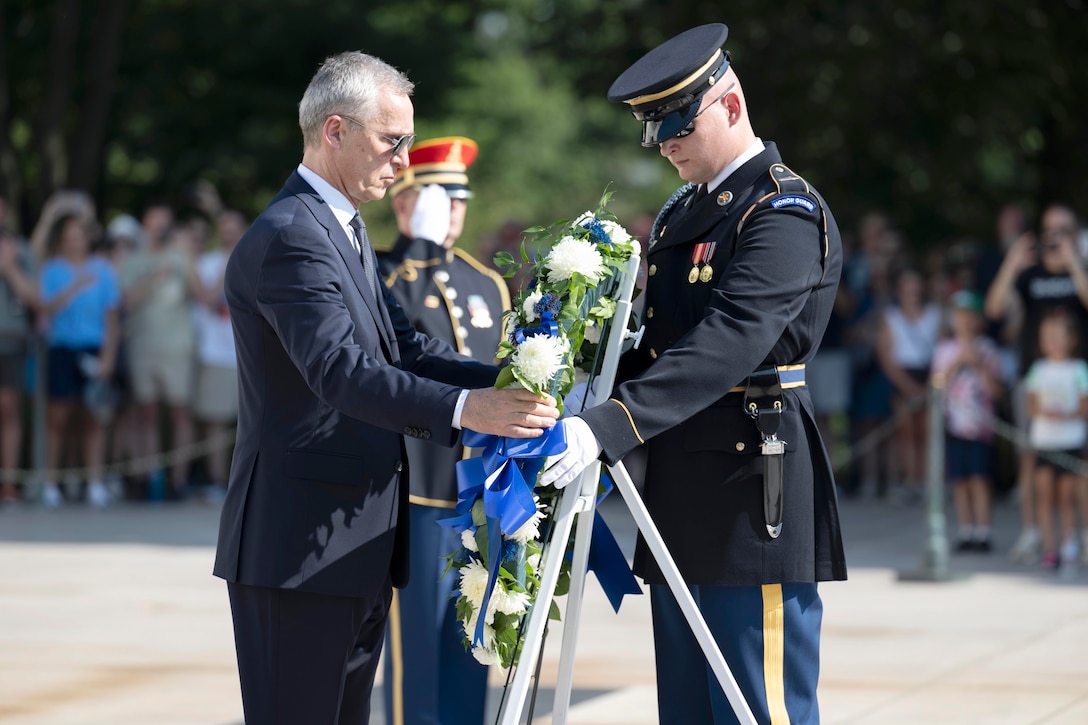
[212,171,497,598]
[580,143,848,587]
[378,234,510,506]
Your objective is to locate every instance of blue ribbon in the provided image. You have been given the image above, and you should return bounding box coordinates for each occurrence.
[441,426,569,645]
[514,310,560,344]
[587,473,642,612]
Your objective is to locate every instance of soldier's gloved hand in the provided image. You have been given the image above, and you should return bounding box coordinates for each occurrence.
[541,417,602,489]
[410,184,451,245]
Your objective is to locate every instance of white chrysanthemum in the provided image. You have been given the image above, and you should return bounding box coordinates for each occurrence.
[584,321,602,345]
[545,236,606,283]
[510,504,545,544]
[472,643,502,667]
[599,219,633,245]
[461,528,479,553]
[522,290,543,322]
[572,210,595,228]
[491,583,532,616]
[504,312,518,339]
[512,334,567,388]
[459,559,491,609]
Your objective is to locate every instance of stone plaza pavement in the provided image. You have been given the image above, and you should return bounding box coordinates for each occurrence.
[2,490,1087,725]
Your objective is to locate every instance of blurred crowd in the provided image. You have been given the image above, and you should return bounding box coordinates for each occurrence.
[3,186,1088,574]
[0,184,244,508]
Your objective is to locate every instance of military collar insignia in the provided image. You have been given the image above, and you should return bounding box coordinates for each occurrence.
[717,190,733,206]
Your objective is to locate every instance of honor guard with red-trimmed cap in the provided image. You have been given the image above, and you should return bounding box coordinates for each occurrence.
[377,136,509,725]
[540,23,847,725]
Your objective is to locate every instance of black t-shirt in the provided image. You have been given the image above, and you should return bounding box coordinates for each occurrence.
[1015,265,1088,372]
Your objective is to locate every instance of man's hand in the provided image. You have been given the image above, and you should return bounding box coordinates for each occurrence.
[410,184,452,246]
[540,417,602,489]
[461,387,558,438]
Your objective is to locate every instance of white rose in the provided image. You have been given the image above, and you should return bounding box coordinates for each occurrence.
[461,528,479,553]
[522,290,543,322]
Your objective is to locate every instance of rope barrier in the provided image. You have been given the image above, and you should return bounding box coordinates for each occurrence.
[3,428,236,486]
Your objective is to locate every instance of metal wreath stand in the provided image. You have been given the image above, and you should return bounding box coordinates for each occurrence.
[495,250,757,725]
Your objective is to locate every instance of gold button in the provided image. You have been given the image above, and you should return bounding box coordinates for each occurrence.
[735,442,745,452]
[646,307,654,318]
[648,264,657,276]
[650,348,658,359]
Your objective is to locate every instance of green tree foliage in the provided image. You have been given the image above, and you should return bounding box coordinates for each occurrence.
[2,0,1086,255]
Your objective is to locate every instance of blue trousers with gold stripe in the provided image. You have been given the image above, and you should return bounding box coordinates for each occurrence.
[650,583,822,725]
[383,504,489,725]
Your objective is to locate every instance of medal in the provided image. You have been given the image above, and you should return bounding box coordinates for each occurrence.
[690,241,719,283]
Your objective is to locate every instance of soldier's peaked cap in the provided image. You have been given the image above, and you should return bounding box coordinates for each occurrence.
[607,24,730,145]
[390,136,478,199]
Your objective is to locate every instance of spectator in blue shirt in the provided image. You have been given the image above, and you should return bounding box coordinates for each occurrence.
[37,212,121,507]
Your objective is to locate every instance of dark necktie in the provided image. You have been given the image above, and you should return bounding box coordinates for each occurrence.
[349,213,379,299]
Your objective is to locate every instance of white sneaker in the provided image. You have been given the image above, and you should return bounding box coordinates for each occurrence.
[1008,527,1041,564]
[87,479,111,509]
[41,482,62,508]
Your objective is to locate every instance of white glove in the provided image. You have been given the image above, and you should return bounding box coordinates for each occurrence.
[410,184,452,246]
[541,417,603,489]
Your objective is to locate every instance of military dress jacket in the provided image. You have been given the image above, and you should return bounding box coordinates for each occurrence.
[579,142,848,587]
[378,234,511,506]
[212,172,498,598]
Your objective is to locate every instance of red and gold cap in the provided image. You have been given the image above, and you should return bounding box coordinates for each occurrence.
[389,136,479,199]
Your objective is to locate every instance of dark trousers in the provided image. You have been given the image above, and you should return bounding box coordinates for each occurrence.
[650,582,823,725]
[227,579,392,725]
[383,504,489,725]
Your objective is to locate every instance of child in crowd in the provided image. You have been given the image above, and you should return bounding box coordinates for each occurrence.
[930,290,1003,551]
[1024,308,1088,570]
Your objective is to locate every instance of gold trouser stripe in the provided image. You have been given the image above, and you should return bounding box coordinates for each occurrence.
[407,494,457,508]
[762,583,790,725]
[389,589,404,725]
[608,398,644,444]
[728,364,807,394]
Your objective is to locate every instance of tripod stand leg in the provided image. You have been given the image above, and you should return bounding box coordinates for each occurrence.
[496,470,587,725]
[606,461,758,725]
[551,462,602,724]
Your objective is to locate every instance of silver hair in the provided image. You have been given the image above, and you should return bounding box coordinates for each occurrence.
[298,51,414,149]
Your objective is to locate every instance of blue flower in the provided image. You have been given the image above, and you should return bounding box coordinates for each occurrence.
[581,217,612,246]
[500,539,521,564]
[533,292,562,316]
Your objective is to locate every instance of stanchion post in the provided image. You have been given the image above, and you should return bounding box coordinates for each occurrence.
[29,331,47,501]
[898,378,958,582]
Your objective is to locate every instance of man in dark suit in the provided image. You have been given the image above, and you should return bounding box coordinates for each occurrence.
[543,24,847,724]
[377,136,509,725]
[213,52,558,725]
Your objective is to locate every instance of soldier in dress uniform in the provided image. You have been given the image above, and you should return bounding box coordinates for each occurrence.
[542,24,848,724]
[377,136,510,725]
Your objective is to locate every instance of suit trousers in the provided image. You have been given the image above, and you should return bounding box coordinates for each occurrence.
[227,579,392,725]
[383,504,489,725]
[650,582,822,725]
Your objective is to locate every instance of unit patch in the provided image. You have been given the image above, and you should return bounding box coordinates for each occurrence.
[770,195,816,213]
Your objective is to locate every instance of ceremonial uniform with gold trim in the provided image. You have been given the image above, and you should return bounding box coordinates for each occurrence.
[572,22,847,725]
[376,136,508,725]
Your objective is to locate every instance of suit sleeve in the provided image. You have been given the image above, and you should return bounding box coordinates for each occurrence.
[581,203,826,464]
[253,224,476,446]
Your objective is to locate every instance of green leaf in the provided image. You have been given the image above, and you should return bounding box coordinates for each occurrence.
[494,365,517,389]
[493,250,516,268]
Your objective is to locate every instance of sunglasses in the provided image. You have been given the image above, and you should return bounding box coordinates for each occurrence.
[636,82,736,147]
[338,114,415,156]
